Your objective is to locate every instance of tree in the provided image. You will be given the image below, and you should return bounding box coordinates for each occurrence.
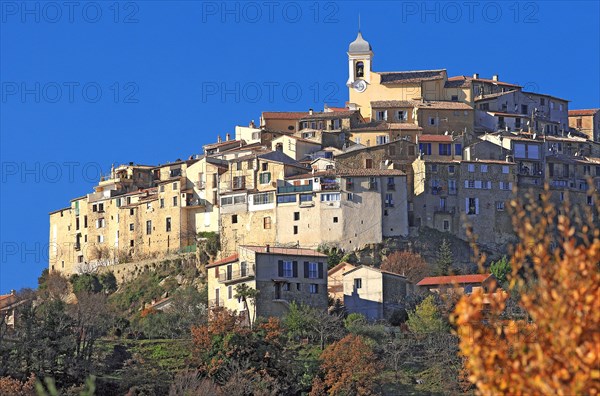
[407,295,446,334]
[317,334,382,395]
[233,284,259,328]
[489,255,510,285]
[435,239,453,276]
[381,251,430,283]
[454,190,600,395]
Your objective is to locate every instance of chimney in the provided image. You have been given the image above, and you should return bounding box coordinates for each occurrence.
[217,135,222,143]
[265,244,270,253]
[473,73,479,79]
[10,289,15,295]
[249,120,255,128]
[492,74,499,81]
[309,108,313,115]
[226,133,230,141]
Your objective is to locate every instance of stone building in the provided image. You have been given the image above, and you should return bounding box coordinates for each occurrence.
[569,109,600,142]
[206,245,328,321]
[342,265,412,321]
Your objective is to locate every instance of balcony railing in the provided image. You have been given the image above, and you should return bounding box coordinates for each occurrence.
[434,206,455,214]
[321,183,340,191]
[184,198,208,208]
[277,184,313,194]
[218,267,255,283]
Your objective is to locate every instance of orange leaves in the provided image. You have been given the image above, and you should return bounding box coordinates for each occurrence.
[454,190,600,395]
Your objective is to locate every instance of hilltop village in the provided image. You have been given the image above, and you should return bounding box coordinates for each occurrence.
[48,32,600,320]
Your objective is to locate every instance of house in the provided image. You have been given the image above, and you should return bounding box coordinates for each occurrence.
[342,265,412,321]
[206,245,328,322]
[0,290,25,329]
[327,262,356,302]
[416,274,495,294]
[569,109,600,142]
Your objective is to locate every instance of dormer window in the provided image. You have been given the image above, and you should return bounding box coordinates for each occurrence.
[356,61,364,78]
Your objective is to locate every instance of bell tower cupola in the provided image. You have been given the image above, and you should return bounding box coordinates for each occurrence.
[347,31,373,91]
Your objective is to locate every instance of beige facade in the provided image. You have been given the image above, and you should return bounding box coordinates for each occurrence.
[342,265,412,321]
[206,245,328,321]
[569,109,600,142]
[327,262,356,302]
[271,135,322,161]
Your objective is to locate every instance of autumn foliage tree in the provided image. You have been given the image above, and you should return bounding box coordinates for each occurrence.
[381,250,430,284]
[313,334,382,396]
[454,189,600,395]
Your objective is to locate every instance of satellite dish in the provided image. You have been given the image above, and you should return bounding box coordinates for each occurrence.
[533,133,537,140]
[444,131,449,135]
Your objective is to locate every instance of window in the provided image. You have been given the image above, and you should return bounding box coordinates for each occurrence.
[232,214,238,224]
[396,110,407,121]
[454,143,462,155]
[466,197,479,215]
[576,118,583,128]
[294,212,300,221]
[173,196,178,206]
[160,185,165,192]
[354,278,362,289]
[443,220,450,230]
[263,216,271,229]
[385,193,394,207]
[583,165,591,175]
[97,235,104,243]
[521,104,528,115]
[502,166,509,174]
[451,95,458,101]
[347,192,354,201]
[259,172,271,184]
[293,225,298,234]
[146,220,152,235]
[439,144,451,156]
[321,193,341,202]
[166,217,171,232]
[448,179,457,194]
[232,176,246,190]
[468,164,475,172]
[369,177,378,190]
[283,261,293,278]
[387,177,395,190]
[429,117,436,126]
[308,262,318,279]
[96,218,105,228]
[130,240,134,247]
[365,158,373,168]
[540,98,545,106]
[253,192,274,205]
[129,223,134,231]
[228,286,233,300]
[481,164,488,173]
[160,198,164,208]
[419,143,432,155]
[376,135,389,145]
[448,165,455,174]
[277,195,296,204]
[300,194,313,202]
[333,217,339,223]
[84,215,88,227]
[376,110,387,121]
[172,182,178,191]
[355,61,364,78]
[309,284,319,294]
[496,201,505,211]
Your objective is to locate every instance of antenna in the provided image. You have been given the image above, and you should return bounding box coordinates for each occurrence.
[358,14,361,31]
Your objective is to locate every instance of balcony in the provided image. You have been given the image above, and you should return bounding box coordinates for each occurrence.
[208,299,222,308]
[434,206,455,214]
[321,182,340,191]
[218,267,255,284]
[277,184,313,194]
[184,198,208,209]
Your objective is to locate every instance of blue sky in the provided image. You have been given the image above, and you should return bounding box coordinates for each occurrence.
[1,1,599,293]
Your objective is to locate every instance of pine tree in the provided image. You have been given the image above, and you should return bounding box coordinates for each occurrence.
[435,239,453,275]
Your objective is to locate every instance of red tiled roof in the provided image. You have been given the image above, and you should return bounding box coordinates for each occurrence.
[285,168,406,180]
[0,293,17,309]
[417,274,491,286]
[262,111,309,120]
[446,75,522,88]
[569,109,599,116]
[417,134,453,143]
[326,107,348,112]
[206,253,239,268]
[241,245,327,257]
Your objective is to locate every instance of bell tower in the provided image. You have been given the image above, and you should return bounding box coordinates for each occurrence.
[347,31,373,92]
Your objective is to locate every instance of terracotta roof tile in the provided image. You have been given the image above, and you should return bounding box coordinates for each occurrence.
[569,109,599,116]
[262,111,309,120]
[417,274,491,286]
[285,168,406,180]
[379,69,446,85]
[206,253,239,268]
[371,100,418,108]
[241,245,327,257]
[416,101,473,110]
[417,134,453,142]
